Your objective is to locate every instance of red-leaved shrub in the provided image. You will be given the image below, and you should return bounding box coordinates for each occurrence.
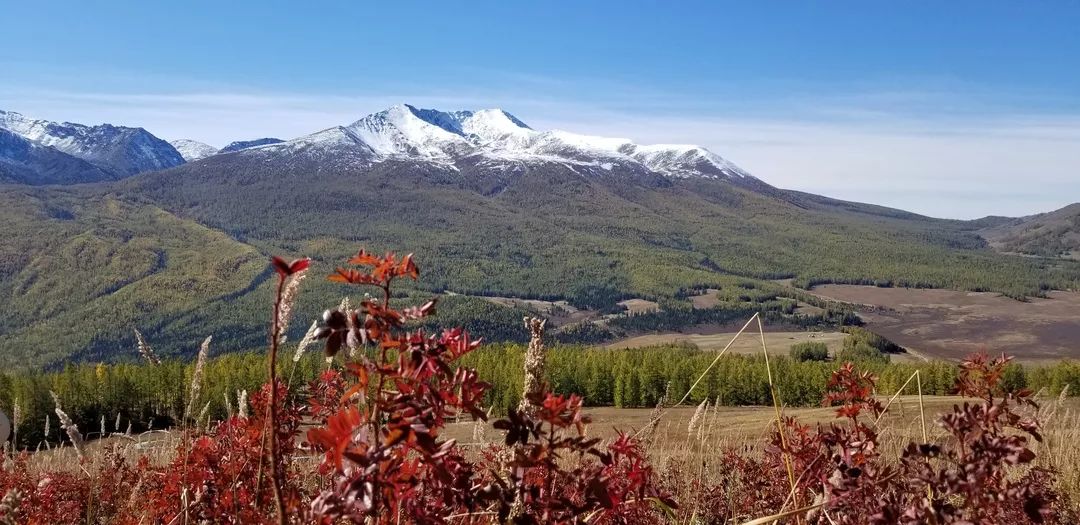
[0,249,1074,524]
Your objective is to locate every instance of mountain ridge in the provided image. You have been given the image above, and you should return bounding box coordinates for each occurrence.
[0,109,184,179]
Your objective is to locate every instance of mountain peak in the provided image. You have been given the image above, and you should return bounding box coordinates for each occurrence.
[282,104,756,180]
[169,139,219,161]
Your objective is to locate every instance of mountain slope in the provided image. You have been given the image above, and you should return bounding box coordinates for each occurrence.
[980,203,1080,259]
[121,131,1074,300]
[0,188,268,369]
[0,110,184,179]
[0,129,113,184]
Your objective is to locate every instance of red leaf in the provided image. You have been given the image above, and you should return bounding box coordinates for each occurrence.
[271,256,310,277]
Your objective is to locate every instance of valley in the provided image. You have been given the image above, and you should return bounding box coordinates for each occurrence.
[809,284,1080,362]
[1,104,1080,369]
[5,6,1078,523]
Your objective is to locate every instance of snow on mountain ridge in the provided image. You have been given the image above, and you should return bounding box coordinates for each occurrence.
[277,104,754,180]
[169,139,219,161]
[0,109,184,176]
[345,104,471,160]
[220,138,285,153]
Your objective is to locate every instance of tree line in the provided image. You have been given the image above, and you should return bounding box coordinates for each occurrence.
[2,339,1077,450]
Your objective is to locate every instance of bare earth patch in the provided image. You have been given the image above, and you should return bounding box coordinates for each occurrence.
[809,285,1080,362]
[689,288,722,309]
[605,329,847,356]
[478,295,598,326]
[617,298,660,314]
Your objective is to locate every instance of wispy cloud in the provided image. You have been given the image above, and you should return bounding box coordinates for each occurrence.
[1,82,1077,219]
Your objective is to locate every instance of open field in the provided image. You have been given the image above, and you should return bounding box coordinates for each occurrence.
[476,295,598,326]
[809,285,1080,362]
[617,298,660,314]
[445,394,1080,470]
[605,329,848,356]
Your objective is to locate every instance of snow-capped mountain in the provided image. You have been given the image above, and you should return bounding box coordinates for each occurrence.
[169,139,219,161]
[0,104,756,187]
[246,104,754,181]
[0,128,112,184]
[0,110,184,178]
[220,138,284,153]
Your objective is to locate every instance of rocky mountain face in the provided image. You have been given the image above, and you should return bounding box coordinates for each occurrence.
[0,110,184,183]
[0,128,113,184]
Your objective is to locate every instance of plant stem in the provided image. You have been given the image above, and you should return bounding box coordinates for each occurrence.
[267,276,288,525]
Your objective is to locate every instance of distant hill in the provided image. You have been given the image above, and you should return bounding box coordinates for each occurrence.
[980,203,1080,259]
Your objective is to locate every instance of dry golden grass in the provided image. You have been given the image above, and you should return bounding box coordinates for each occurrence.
[14,393,1080,521]
[443,393,1080,518]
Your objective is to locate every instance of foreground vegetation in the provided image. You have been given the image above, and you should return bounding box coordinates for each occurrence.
[1,249,1079,524]
[4,336,1079,450]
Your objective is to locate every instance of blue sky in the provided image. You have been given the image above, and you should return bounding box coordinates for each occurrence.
[2,1,1079,218]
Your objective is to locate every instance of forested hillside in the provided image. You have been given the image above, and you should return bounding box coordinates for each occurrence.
[2,149,1078,369]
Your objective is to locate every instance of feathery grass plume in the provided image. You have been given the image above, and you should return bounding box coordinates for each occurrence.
[518,317,548,417]
[471,417,484,444]
[50,391,84,459]
[197,401,211,432]
[1038,384,1071,426]
[696,409,709,441]
[238,389,249,419]
[114,412,121,433]
[133,328,161,365]
[293,320,319,363]
[472,407,493,445]
[642,381,671,445]
[688,399,708,437]
[11,399,20,449]
[100,415,106,438]
[277,270,307,344]
[340,296,362,358]
[184,335,212,422]
[224,392,234,418]
[125,421,132,436]
[0,488,24,525]
[43,415,50,441]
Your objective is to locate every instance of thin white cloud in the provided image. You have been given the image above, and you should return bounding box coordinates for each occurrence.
[544,112,1080,219]
[0,86,1077,219]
